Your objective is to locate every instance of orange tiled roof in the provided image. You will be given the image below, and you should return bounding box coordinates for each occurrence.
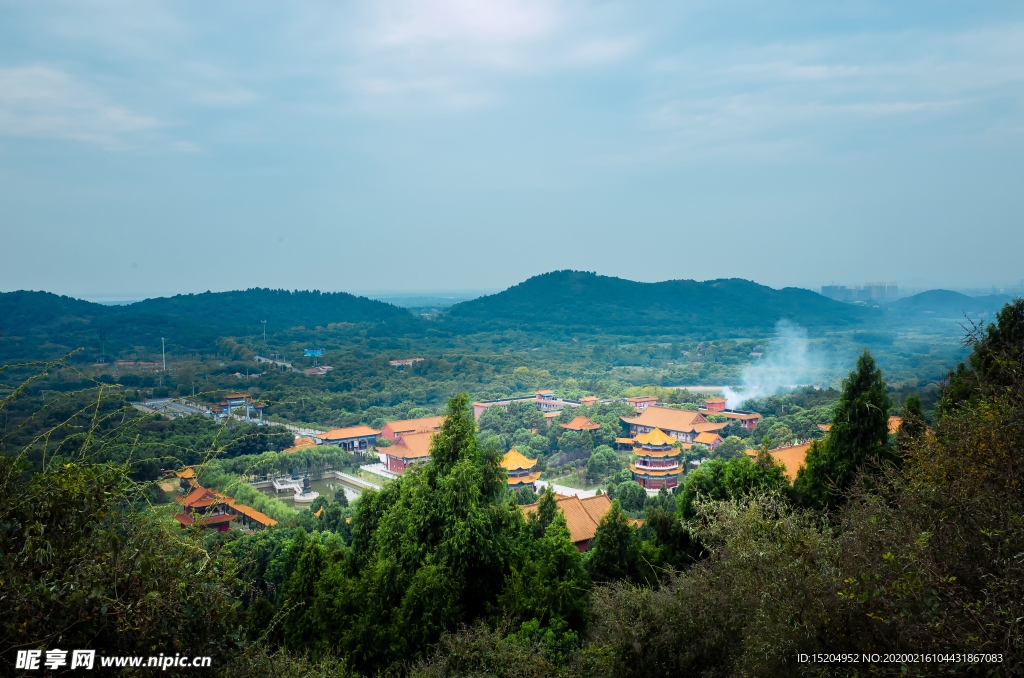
[523,495,599,544]
[321,425,381,441]
[387,430,435,459]
[622,406,707,433]
[634,427,677,447]
[579,396,599,405]
[699,408,761,421]
[694,431,722,445]
[174,466,197,479]
[284,437,317,453]
[888,416,903,434]
[224,393,251,399]
[502,447,537,471]
[615,437,635,445]
[817,423,832,432]
[384,416,445,434]
[228,500,278,526]
[543,412,561,419]
[705,397,727,404]
[693,421,730,434]
[579,494,612,526]
[745,443,813,483]
[174,512,236,527]
[559,416,601,432]
[176,485,233,509]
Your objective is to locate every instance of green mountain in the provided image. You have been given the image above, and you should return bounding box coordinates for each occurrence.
[0,288,417,363]
[887,290,1013,317]
[441,270,869,335]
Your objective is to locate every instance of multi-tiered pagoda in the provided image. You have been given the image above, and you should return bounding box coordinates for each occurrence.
[502,448,541,491]
[629,427,683,490]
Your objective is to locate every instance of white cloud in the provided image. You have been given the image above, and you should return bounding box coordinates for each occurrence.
[0,66,160,147]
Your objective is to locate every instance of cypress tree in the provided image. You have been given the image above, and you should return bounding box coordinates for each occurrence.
[797,349,892,509]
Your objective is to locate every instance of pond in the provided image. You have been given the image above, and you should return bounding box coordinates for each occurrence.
[259,476,362,511]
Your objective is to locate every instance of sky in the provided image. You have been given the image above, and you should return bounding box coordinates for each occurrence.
[1,0,1022,300]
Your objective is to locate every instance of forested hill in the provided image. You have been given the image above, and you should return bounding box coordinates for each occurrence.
[886,289,1014,317]
[0,288,418,362]
[442,270,869,335]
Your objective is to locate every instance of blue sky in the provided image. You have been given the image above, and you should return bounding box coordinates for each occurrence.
[1,0,1022,299]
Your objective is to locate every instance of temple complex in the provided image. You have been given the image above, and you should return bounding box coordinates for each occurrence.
[173,480,277,531]
[380,416,445,441]
[502,448,540,491]
[621,405,729,443]
[383,429,435,474]
[629,428,684,490]
[559,416,600,432]
[698,397,762,429]
[315,425,381,452]
[521,493,635,552]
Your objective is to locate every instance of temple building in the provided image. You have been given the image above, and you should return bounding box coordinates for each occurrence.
[502,448,541,491]
[315,425,381,452]
[620,405,729,443]
[698,397,762,429]
[559,416,600,433]
[745,442,813,484]
[383,429,435,474]
[522,494,633,552]
[380,416,445,442]
[693,431,724,450]
[174,479,277,531]
[630,428,684,490]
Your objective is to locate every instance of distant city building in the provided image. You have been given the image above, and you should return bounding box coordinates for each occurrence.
[389,358,425,367]
[821,281,898,302]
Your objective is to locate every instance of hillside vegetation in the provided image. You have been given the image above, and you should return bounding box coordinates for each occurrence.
[0,288,418,362]
[443,270,869,335]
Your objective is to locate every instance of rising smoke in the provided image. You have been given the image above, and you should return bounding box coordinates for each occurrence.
[723,320,827,409]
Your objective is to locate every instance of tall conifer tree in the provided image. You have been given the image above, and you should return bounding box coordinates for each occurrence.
[797,349,892,509]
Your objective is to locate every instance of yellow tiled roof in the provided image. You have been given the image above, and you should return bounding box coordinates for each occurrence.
[383,416,445,434]
[629,463,684,477]
[507,471,541,485]
[502,447,538,471]
[632,446,680,458]
[634,427,677,447]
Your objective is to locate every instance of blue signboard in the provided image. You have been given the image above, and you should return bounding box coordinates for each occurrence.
[304,348,325,357]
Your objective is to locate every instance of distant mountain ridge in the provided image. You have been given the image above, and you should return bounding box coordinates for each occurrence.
[442,270,869,335]
[0,288,416,362]
[887,289,1013,317]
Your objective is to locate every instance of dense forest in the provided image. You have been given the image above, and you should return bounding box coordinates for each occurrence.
[2,298,1021,676]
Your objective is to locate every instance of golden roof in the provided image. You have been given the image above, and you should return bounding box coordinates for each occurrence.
[174,466,197,479]
[632,446,680,458]
[229,500,278,526]
[634,428,677,447]
[694,431,722,445]
[507,471,541,485]
[502,448,538,471]
[629,463,684,477]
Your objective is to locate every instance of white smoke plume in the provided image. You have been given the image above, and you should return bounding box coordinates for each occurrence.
[723,320,825,409]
